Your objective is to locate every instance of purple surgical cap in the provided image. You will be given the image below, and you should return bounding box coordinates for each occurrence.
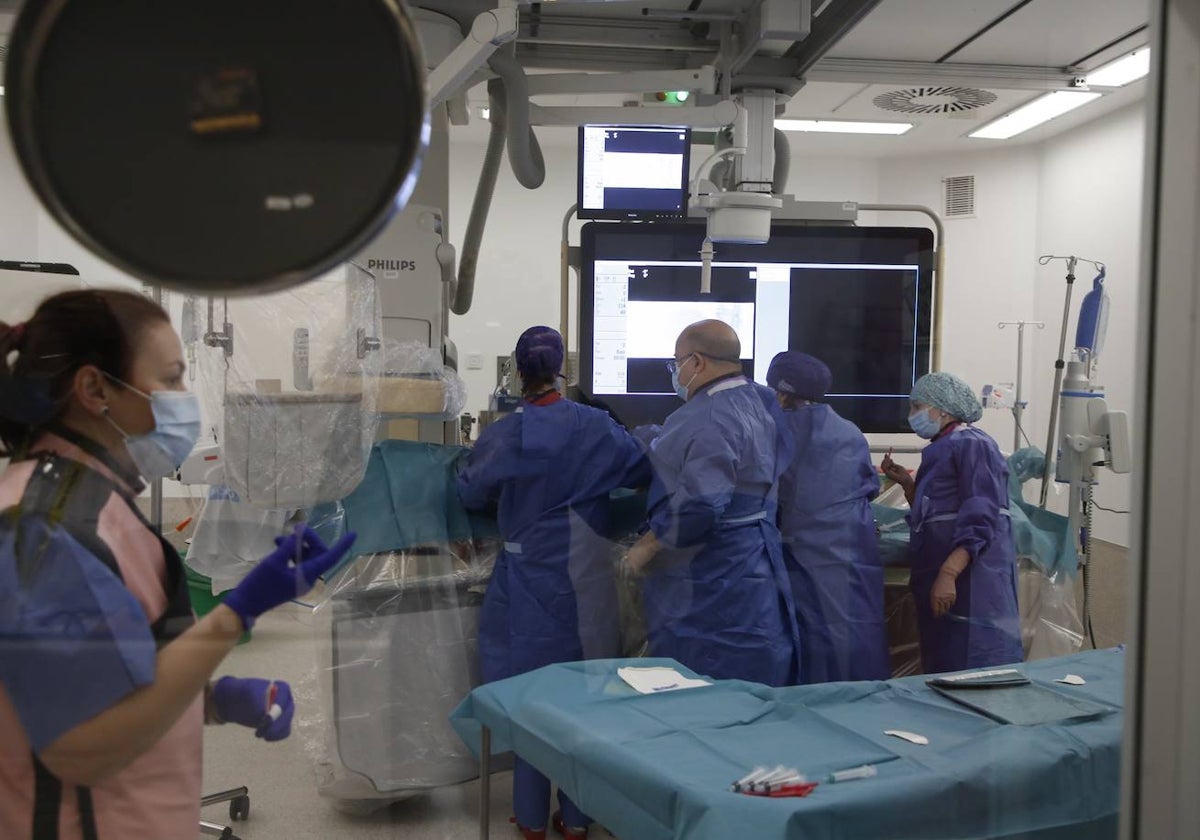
[515,325,564,381]
[766,352,832,400]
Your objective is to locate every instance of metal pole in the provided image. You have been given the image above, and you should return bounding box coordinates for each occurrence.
[479,726,492,840]
[561,204,577,366]
[1039,257,1077,507]
[1014,322,1025,453]
[998,320,1045,453]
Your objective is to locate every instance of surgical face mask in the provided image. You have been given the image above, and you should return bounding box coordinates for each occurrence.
[106,382,202,479]
[908,408,943,440]
[671,356,698,401]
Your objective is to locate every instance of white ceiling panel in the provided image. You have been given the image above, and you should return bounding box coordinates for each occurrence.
[822,82,1036,123]
[783,81,875,114]
[825,0,1018,63]
[780,81,1041,146]
[949,0,1149,66]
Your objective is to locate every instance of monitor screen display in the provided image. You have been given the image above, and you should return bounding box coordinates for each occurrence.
[577,125,691,220]
[578,223,935,432]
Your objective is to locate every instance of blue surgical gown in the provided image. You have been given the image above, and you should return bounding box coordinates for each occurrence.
[457,397,651,682]
[778,404,889,683]
[907,425,1024,674]
[642,377,801,687]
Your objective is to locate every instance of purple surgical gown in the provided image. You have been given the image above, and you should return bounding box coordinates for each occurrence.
[907,425,1023,674]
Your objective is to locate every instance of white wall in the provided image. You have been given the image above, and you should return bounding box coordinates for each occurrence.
[875,146,1043,454]
[0,111,40,266]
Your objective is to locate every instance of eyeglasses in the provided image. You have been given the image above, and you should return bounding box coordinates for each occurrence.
[665,354,695,375]
[666,352,740,375]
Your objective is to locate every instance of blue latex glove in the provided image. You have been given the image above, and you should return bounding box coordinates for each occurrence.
[212,676,294,741]
[222,526,356,629]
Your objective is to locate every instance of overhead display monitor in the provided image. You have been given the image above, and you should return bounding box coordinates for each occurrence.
[578,223,935,433]
[577,125,691,220]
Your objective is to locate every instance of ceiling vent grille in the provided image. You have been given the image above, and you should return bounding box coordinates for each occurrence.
[944,175,976,218]
[874,86,997,114]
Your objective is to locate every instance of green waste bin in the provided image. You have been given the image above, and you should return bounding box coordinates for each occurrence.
[185,564,252,645]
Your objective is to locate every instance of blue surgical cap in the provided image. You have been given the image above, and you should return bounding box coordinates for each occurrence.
[767,352,831,401]
[911,371,983,423]
[515,326,564,382]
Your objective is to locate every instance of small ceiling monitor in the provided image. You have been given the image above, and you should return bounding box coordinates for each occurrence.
[578,125,691,221]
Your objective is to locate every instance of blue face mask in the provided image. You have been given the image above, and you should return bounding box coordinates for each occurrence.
[671,357,697,401]
[106,383,202,479]
[908,408,943,439]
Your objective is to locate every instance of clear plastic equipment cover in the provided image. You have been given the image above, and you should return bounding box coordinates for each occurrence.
[191,262,382,510]
[362,338,468,422]
[306,541,498,806]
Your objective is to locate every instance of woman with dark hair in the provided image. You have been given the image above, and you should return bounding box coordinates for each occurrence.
[0,289,355,840]
[457,326,650,840]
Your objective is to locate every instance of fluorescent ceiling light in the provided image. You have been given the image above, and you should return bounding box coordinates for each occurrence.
[775,119,912,135]
[1086,49,1151,87]
[0,86,5,97]
[968,91,1101,140]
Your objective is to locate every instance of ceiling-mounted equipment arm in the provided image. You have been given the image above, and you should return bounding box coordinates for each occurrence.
[529,99,742,128]
[426,3,519,108]
[523,66,717,97]
[489,50,545,189]
[453,79,509,316]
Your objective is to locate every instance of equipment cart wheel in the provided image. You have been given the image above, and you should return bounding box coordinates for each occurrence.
[230,795,251,822]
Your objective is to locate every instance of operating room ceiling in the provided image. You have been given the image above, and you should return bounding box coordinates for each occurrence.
[440,0,1151,155]
[0,1,1153,156]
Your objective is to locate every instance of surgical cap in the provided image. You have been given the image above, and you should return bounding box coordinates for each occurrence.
[515,325,564,381]
[910,371,984,423]
[766,352,831,400]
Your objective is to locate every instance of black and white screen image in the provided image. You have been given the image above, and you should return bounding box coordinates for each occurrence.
[578,126,691,220]
[579,223,934,432]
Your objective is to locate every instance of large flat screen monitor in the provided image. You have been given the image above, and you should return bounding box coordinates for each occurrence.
[577,125,691,220]
[578,223,935,432]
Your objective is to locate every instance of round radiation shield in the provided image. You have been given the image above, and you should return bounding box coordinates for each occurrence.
[4,0,427,294]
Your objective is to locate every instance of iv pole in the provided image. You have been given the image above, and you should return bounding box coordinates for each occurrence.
[1037,254,1106,508]
[998,320,1044,453]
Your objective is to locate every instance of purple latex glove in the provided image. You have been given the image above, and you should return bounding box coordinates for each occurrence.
[212,677,294,741]
[222,526,356,629]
